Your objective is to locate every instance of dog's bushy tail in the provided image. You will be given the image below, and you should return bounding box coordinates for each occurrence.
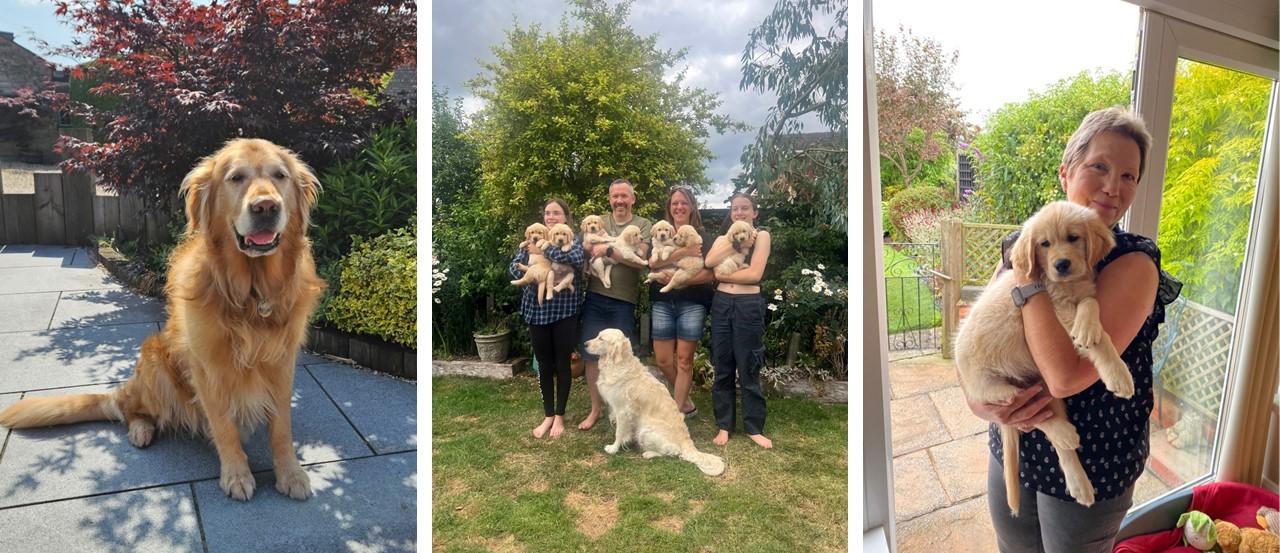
[681,447,726,476]
[1002,424,1021,516]
[0,392,121,429]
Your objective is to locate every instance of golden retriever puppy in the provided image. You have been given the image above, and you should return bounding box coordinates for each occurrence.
[649,220,678,264]
[584,222,647,289]
[586,329,725,476]
[954,200,1130,515]
[544,223,576,301]
[511,223,554,305]
[0,139,325,501]
[647,225,705,293]
[714,220,756,276]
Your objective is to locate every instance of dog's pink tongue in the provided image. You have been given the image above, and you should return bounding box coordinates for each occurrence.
[244,231,277,246]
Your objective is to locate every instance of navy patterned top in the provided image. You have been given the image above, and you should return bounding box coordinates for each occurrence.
[988,228,1183,502]
[509,235,586,326]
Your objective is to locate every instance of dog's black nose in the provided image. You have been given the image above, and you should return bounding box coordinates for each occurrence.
[1054,259,1072,275]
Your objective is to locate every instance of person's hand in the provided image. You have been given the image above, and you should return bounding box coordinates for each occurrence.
[650,269,673,284]
[591,243,609,259]
[965,384,1054,432]
[526,241,544,256]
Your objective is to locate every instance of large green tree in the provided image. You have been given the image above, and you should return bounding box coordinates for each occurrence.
[874,26,967,195]
[970,70,1129,224]
[737,0,848,229]
[467,0,743,225]
[1158,60,1270,314]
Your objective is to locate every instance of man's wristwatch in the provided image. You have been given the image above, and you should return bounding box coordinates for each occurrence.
[1011,281,1046,308]
[606,246,615,258]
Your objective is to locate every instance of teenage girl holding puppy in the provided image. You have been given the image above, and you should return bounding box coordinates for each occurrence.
[703,193,773,449]
[962,108,1181,552]
[508,198,585,439]
[647,186,717,418]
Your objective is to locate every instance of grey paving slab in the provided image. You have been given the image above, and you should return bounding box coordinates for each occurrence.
[0,291,59,333]
[0,322,156,393]
[195,452,416,553]
[0,245,93,269]
[308,363,417,454]
[50,289,168,328]
[0,370,371,509]
[0,264,120,294]
[0,484,202,553]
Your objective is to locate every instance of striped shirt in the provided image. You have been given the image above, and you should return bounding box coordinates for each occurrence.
[509,235,586,326]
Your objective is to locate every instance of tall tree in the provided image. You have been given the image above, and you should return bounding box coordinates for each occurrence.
[737,0,848,229]
[431,85,481,218]
[970,70,1129,224]
[467,0,744,224]
[47,0,415,207]
[874,26,967,193]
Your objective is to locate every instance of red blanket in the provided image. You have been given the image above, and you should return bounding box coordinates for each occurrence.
[1114,482,1280,552]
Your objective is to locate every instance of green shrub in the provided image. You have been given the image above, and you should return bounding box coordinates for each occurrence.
[884,185,952,242]
[326,221,416,349]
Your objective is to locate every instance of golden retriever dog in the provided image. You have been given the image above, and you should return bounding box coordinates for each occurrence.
[714,220,756,276]
[0,138,325,502]
[511,223,555,305]
[584,222,647,289]
[586,329,725,476]
[954,200,1131,515]
[649,220,678,264]
[647,225,705,293]
[544,223,576,301]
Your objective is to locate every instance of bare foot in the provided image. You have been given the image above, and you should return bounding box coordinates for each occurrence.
[578,411,600,431]
[550,416,565,438]
[713,429,730,446]
[747,433,773,449]
[533,417,554,439]
[681,401,697,414]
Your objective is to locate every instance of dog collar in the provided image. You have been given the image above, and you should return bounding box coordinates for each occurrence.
[1011,281,1046,308]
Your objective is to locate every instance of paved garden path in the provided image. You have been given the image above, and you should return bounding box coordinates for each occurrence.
[0,245,417,552]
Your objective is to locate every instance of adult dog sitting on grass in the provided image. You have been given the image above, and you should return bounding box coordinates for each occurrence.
[586,328,725,476]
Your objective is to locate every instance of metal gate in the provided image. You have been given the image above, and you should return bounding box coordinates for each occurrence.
[883,242,942,356]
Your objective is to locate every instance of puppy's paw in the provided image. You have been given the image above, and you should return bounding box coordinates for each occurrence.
[274,464,312,500]
[604,444,620,455]
[220,464,256,501]
[1065,473,1095,507]
[1102,371,1135,399]
[127,419,155,448]
[1071,320,1104,350]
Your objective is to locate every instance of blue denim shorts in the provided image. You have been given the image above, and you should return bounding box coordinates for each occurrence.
[650,299,708,342]
[579,292,637,361]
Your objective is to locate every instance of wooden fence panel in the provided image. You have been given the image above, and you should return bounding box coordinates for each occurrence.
[3,194,36,244]
[118,193,146,243]
[33,172,66,245]
[62,170,96,246]
[93,194,119,238]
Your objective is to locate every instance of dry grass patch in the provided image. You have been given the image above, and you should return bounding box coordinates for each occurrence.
[465,535,526,553]
[651,515,685,534]
[565,491,619,540]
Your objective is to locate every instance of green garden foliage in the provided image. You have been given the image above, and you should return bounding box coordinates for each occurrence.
[326,222,416,349]
[970,70,1129,224]
[1157,61,1270,314]
[883,185,953,242]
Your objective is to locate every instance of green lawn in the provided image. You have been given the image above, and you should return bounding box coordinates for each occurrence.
[432,375,848,553]
[883,245,943,334]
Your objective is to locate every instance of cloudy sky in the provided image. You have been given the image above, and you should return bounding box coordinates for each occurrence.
[431,0,816,208]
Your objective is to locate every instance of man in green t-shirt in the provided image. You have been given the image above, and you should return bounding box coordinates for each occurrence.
[577,178,651,431]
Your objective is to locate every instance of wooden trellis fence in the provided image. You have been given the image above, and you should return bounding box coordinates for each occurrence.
[939,218,1019,358]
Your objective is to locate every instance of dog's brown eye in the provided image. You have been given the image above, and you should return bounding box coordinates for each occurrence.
[273,172,286,180]
[1040,240,1050,247]
[229,174,244,182]
[1067,234,1079,242]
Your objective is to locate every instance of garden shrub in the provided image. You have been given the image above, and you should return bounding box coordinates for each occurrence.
[326,221,416,349]
[884,185,953,242]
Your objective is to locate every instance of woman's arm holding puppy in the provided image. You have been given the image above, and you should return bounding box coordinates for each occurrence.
[703,236,734,267]
[544,236,586,269]
[1017,252,1158,398]
[715,231,771,284]
[508,246,530,279]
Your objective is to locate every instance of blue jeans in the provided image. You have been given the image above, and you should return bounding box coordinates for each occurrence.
[579,292,637,361]
[650,299,707,342]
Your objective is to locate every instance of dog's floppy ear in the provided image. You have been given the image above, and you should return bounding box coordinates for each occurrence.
[1084,216,1117,270]
[181,154,217,235]
[288,153,321,225]
[1010,231,1037,279]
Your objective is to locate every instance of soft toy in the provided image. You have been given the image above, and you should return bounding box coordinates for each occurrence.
[1260,506,1280,536]
[1214,519,1279,553]
[1179,511,1218,550]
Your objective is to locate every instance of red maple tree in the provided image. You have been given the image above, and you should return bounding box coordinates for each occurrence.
[46,0,415,206]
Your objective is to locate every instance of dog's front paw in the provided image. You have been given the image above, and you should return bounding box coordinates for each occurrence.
[1065,472,1096,507]
[1071,320,1104,350]
[220,464,256,501]
[604,444,620,455]
[1103,371,1135,399]
[274,464,312,500]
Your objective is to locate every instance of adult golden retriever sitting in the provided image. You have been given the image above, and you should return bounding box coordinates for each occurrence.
[0,139,324,502]
[955,201,1131,515]
[586,329,725,476]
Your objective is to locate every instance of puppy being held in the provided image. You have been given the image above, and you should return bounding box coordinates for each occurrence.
[544,223,577,301]
[646,225,705,293]
[586,329,725,476]
[649,220,678,264]
[0,139,325,502]
[583,221,647,289]
[511,223,555,305]
[954,200,1131,516]
[714,220,756,276]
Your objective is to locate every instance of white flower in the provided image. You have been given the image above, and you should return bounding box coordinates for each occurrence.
[767,303,777,311]
[824,289,833,297]
[801,269,812,275]
[811,283,822,293]
[817,263,825,270]
[774,293,783,301]
[774,289,782,295]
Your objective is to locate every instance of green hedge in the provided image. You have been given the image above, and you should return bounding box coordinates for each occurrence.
[325,221,416,349]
